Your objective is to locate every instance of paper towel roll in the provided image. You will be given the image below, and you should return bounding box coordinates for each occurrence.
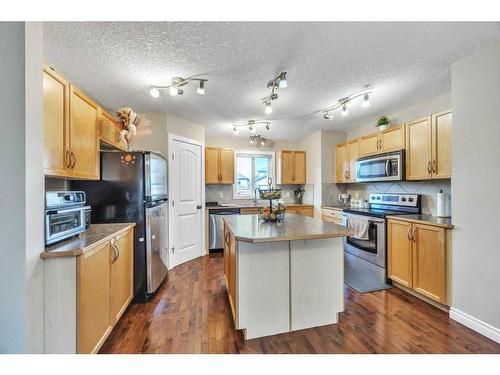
[436,190,451,217]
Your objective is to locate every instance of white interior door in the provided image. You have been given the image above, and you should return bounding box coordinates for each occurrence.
[170,138,203,267]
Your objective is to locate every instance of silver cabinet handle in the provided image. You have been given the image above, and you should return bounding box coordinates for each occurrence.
[432,160,437,174]
[427,161,432,174]
[412,228,417,242]
[407,227,412,241]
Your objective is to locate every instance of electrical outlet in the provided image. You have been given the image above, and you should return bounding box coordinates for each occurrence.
[286,191,291,198]
[219,192,223,199]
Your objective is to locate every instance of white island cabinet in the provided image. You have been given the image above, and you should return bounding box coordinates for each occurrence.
[223,214,352,340]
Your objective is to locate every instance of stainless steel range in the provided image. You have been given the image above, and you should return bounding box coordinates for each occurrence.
[342,193,421,293]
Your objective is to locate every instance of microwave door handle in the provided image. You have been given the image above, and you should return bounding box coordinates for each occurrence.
[385,160,390,176]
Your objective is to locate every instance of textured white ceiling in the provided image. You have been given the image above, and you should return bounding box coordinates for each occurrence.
[44,22,500,140]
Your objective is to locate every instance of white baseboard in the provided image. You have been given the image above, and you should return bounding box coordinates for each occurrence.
[449,307,500,344]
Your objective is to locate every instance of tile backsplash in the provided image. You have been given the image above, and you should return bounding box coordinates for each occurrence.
[346,179,451,216]
[205,184,306,206]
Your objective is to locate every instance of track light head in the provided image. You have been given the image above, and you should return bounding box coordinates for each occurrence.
[169,86,179,96]
[323,112,332,120]
[265,123,270,131]
[233,125,239,135]
[265,102,273,114]
[150,87,160,98]
[197,80,205,95]
[341,103,349,116]
[362,93,370,108]
[278,72,287,88]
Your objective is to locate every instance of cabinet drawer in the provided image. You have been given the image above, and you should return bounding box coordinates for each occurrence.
[240,208,259,215]
[321,208,343,220]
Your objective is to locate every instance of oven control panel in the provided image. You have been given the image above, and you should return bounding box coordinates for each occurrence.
[46,191,86,209]
[369,193,419,207]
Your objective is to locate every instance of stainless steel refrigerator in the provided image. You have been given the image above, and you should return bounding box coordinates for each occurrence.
[72,150,168,302]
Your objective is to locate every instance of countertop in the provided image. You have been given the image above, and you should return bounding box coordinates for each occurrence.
[41,223,136,259]
[207,203,313,211]
[387,214,453,229]
[223,214,353,243]
[321,204,350,210]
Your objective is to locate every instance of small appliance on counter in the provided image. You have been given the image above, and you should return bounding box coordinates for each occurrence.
[45,191,90,245]
[294,187,305,204]
[338,193,350,205]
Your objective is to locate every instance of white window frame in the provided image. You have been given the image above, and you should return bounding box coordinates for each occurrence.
[233,150,276,200]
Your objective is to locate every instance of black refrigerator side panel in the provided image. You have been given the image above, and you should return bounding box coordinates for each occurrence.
[72,151,149,302]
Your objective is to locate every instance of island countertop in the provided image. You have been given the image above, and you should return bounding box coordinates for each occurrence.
[223,214,353,243]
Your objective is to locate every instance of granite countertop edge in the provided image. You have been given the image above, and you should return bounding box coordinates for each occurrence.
[206,203,314,210]
[223,214,354,243]
[386,214,453,229]
[41,223,136,259]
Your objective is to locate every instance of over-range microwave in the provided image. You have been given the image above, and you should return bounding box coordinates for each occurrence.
[355,150,405,182]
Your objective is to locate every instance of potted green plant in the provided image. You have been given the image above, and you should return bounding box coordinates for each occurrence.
[376,116,390,131]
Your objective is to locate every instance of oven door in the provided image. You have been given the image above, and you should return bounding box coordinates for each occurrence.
[342,213,386,268]
[356,151,403,182]
[45,207,86,245]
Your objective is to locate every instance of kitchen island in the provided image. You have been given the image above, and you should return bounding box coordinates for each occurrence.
[223,214,353,340]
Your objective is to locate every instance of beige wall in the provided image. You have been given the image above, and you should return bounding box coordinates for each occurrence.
[450,41,500,342]
[131,112,205,159]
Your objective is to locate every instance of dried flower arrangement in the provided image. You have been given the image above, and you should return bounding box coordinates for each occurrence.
[116,107,148,150]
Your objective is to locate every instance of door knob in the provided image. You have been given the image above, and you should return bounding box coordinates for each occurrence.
[197,205,202,209]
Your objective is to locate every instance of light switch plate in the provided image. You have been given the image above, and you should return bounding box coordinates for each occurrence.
[286,191,291,197]
[219,192,223,198]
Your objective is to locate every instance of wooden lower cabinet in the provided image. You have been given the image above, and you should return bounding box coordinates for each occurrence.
[77,242,112,354]
[321,208,343,225]
[387,219,448,304]
[110,229,134,324]
[224,226,237,322]
[298,206,314,217]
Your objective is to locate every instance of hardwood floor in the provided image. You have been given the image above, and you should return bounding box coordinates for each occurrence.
[99,253,500,354]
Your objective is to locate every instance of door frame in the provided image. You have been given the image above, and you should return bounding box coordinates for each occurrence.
[167,133,205,270]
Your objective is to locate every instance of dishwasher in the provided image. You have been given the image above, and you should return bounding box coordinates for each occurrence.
[209,208,241,252]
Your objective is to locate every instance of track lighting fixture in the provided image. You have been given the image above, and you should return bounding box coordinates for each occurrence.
[150,76,208,98]
[232,120,271,134]
[318,86,373,121]
[249,135,269,146]
[262,71,288,113]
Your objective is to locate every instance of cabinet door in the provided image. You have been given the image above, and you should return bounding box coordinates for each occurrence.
[293,151,306,184]
[432,110,452,179]
[381,124,405,152]
[228,231,237,322]
[360,133,380,156]
[280,151,294,184]
[223,224,230,283]
[205,147,220,184]
[406,116,432,180]
[220,148,235,184]
[110,228,134,324]
[412,224,447,303]
[335,143,347,183]
[387,219,413,288]
[298,206,314,217]
[43,67,69,177]
[347,139,360,182]
[69,86,99,179]
[77,242,112,354]
[100,110,125,151]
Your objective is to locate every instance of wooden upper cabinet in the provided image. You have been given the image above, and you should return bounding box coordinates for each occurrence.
[205,147,234,184]
[381,124,405,153]
[360,133,379,157]
[335,143,347,183]
[277,150,306,185]
[406,116,432,180]
[205,147,220,184]
[43,67,69,177]
[360,125,405,157]
[347,139,360,182]
[293,151,306,184]
[110,228,134,324]
[431,110,452,179]
[412,223,447,303]
[387,219,413,288]
[406,112,452,181]
[100,109,126,151]
[69,86,100,180]
[220,148,235,184]
[77,242,112,354]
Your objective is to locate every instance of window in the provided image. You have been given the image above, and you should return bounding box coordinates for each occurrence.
[234,151,275,199]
